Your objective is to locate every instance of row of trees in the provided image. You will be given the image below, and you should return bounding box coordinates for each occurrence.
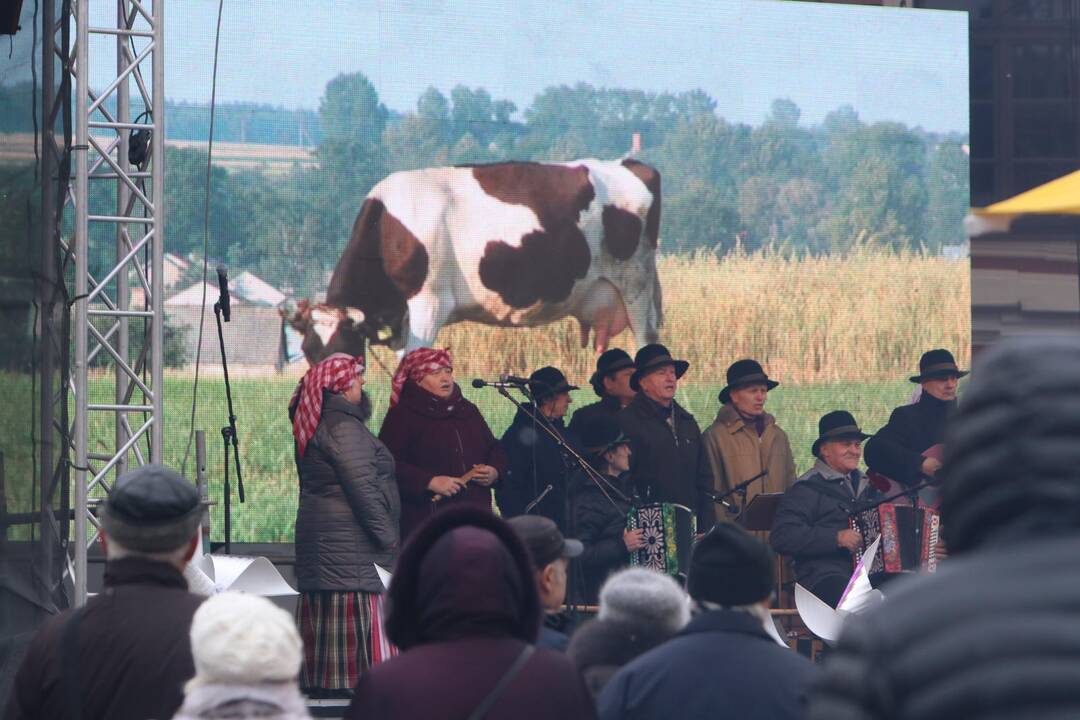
[77,71,968,298]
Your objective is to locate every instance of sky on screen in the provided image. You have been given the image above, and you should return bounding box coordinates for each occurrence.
[90,0,968,132]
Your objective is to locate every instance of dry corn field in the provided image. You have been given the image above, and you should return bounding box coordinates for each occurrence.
[420,248,971,385]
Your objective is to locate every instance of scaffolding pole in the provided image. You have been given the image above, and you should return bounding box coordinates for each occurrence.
[69,0,165,605]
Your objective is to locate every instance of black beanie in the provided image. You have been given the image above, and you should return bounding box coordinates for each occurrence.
[686,523,774,606]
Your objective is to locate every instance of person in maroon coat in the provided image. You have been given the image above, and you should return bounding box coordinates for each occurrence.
[379,347,508,539]
[346,506,597,720]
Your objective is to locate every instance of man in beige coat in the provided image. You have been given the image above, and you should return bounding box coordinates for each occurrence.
[702,359,796,520]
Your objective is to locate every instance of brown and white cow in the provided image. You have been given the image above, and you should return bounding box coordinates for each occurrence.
[290,158,663,363]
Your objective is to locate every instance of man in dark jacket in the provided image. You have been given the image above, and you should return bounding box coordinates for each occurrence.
[347,506,596,720]
[509,515,584,651]
[6,465,205,720]
[809,337,1080,719]
[598,523,818,720]
[497,366,583,532]
[771,411,880,607]
[568,348,636,437]
[864,348,967,487]
[618,344,715,529]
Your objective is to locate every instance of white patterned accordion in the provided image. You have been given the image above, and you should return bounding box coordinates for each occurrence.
[627,502,696,577]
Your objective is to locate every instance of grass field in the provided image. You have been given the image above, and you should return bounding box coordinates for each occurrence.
[5,248,970,543]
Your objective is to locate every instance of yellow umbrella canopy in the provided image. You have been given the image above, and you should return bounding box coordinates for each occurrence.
[973,168,1080,216]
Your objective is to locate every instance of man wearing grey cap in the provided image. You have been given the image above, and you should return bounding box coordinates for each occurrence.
[508,515,583,652]
[7,465,205,720]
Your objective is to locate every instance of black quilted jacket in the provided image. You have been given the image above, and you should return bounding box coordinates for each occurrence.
[808,534,1080,719]
[294,392,400,592]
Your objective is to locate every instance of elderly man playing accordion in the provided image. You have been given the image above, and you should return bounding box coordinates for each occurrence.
[770,411,882,608]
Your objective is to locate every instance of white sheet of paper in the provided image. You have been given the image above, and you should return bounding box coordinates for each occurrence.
[185,554,297,597]
[795,583,844,644]
[837,535,882,613]
[374,563,392,591]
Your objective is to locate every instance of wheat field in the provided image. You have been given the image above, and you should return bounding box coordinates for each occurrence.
[429,247,971,385]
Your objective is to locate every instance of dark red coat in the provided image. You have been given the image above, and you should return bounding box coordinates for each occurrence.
[378,381,508,539]
[346,506,596,720]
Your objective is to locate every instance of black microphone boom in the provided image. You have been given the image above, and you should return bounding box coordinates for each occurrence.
[215,265,231,323]
[472,377,529,389]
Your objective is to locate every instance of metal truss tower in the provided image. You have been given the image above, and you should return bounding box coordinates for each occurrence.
[69,0,165,605]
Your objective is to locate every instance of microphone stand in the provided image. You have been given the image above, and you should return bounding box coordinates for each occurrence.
[707,469,768,517]
[493,385,629,513]
[214,297,244,554]
[841,477,938,516]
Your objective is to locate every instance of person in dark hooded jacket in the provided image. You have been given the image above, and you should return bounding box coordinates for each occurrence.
[379,347,507,540]
[810,336,1080,720]
[346,506,596,720]
[496,366,583,532]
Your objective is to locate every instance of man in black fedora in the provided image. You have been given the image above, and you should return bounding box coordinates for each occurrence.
[497,365,583,533]
[770,411,882,608]
[864,348,968,487]
[702,359,796,512]
[618,344,714,529]
[568,348,637,438]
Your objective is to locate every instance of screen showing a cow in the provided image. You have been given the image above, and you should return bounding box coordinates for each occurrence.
[90,0,969,541]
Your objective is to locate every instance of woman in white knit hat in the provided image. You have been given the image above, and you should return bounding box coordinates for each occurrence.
[173,592,311,720]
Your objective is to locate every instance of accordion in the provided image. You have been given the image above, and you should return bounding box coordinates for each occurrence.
[849,503,941,575]
[627,502,696,578]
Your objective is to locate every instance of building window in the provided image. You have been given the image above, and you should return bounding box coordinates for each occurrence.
[1012,43,1073,99]
[1013,101,1077,157]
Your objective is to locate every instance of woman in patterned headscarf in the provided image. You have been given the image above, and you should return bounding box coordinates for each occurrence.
[289,353,400,697]
[379,347,507,540]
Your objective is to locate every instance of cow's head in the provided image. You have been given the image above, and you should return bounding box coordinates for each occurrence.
[284,300,368,365]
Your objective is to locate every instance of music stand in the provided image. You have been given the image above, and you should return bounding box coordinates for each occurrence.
[738,493,783,531]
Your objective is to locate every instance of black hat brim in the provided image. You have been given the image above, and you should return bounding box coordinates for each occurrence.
[718,378,780,404]
[630,358,689,392]
[811,430,871,458]
[910,369,969,383]
[588,357,637,387]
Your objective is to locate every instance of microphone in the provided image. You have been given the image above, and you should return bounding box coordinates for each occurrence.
[471,376,530,390]
[524,484,554,514]
[215,265,232,323]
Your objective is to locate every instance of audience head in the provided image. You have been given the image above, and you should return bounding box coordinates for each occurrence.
[508,515,583,612]
[631,344,689,406]
[386,506,542,649]
[597,567,690,633]
[581,415,632,476]
[186,592,302,689]
[590,349,636,405]
[812,411,870,474]
[98,464,201,567]
[911,348,967,402]
[719,359,778,417]
[529,366,577,419]
[687,523,774,609]
[941,337,1080,554]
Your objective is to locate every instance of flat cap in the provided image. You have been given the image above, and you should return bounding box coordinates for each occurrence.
[100,464,201,553]
[105,464,200,525]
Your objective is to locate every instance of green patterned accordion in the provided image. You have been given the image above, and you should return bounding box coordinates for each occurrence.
[627,502,696,577]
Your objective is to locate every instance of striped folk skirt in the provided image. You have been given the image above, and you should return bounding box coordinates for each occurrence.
[296,590,397,690]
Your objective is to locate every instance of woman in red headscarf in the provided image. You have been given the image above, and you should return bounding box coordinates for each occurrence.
[289,353,400,696]
[379,347,508,540]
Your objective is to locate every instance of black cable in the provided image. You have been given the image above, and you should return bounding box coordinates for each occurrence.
[181,0,226,474]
